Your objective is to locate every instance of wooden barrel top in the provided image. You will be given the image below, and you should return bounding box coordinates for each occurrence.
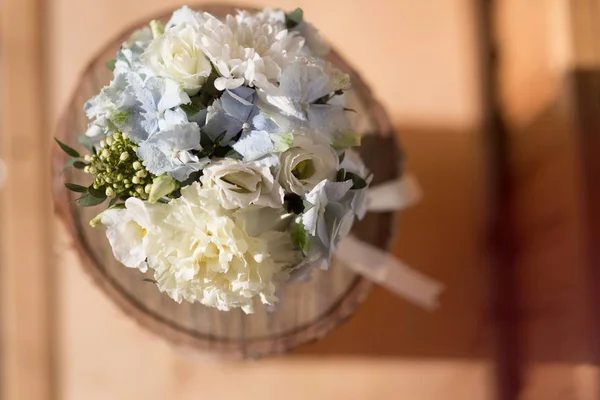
[52,4,401,358]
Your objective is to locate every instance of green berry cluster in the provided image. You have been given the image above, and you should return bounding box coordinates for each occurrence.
[83,132,154,200]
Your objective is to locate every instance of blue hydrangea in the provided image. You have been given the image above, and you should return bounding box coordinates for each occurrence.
[202,87,259,145]
[136,109,208,182]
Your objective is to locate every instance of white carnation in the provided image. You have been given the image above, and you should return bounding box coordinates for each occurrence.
[198,10,305,90]
[144,183,299,313]
[200,158,284,209]
[278,136,338,195]
[141,24,212,95]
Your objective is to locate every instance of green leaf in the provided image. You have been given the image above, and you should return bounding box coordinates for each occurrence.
[336,169,367,189]
[338,152,346,164]
[106,59,116,72]
[149,175,178,203]
[180,95,205,118]
[73,161,87,169]
[55,138,80,158]
[333,131,361,150]
[291,223,310,254]
[77,134,95,153]
[224,148,243,160]
[65,182,88,193]
[88,185,107,199]
[346,172,368,189]
[149,20,164,38]
[77,193,106,207]
[108,197,120,207]
[62,157,79,173]
[286,7,304,29]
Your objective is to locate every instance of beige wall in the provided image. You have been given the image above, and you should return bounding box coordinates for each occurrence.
[47,0,490,399]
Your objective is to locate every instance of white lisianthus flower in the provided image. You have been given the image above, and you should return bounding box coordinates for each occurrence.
[145,183,300,313]
[198,11,305,90]
[278,136,338,195]
[101,198,158,271]
[200,157,284,209]
[141,24,212,95]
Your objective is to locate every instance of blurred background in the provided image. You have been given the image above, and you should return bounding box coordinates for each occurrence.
[2,0,600,399]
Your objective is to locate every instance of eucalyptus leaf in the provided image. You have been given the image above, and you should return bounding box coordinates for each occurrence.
[73,161,87,169]
[55,138,80,158]
[62,157,79,173]
[88,185,107,199]
[65,182,88,193]
[77,193,106,207]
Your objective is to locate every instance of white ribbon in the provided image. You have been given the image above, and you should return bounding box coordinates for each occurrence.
[338,174,444,310]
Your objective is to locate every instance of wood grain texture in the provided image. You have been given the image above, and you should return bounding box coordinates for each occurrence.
[46,0,493,399]
[52,5,399,358]
[0,0,55,399]
[494,1,600,398]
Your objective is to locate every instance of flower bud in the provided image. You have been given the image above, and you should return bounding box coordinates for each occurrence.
[105,187,115,197]
[84,155,92,162]
[99,140,106,148]
[106,137,113,146]
[120,152,129,161]
[136,170,147,178]
[149,175,178,203]
[101,149,110,159]
[133,161,142,171]
[132,176,140,184]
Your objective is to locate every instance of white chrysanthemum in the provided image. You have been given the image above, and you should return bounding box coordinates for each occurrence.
[145,183,300,313]
[198,10,305,91]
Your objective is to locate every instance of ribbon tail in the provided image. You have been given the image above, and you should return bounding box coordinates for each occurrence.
[337,235,444,311]
[367,173,422,212]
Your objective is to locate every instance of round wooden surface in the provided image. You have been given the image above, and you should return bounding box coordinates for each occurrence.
[52,4,401,359]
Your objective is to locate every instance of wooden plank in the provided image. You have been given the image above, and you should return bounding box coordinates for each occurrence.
[0,0,55,399]
[494,1,600,398]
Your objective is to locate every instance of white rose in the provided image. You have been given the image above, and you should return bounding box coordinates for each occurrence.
[278,137,338,195]
[200,158,284,209]
[100,198,156,271]
[141,25,212,95]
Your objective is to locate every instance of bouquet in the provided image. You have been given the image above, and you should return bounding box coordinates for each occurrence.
[57,6,373,314]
